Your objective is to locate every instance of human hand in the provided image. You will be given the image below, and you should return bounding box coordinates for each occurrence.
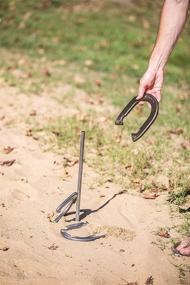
[137,68,164,102]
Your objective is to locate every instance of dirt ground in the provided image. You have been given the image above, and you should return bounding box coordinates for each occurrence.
[0,83,190,285]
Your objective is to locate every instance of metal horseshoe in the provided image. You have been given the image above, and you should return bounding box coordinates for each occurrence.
[115,93,159,142]
[60,222,105,242]
[53,192,78,223]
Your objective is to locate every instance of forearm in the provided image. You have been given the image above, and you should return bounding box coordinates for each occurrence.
[148,0,189,72]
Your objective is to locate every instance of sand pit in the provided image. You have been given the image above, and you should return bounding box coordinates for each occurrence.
[0,85,190,285]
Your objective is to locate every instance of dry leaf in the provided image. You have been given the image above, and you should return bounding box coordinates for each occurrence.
[157,229,170,238]
[69,159,79,167]
[43,68,51,77]
[26,129,33,137]
[48,244,59,250]
[52,131,60,136]
[95,79,102,87]
[29,110,37,116]
[168,128,183,135]
[176,104,182,113]
[0,247,9,251]
[0,159,15,166]
[47,212,55,222]
[181,140,190,150]
[145,276,154,285]
[3,146,14,154]
[143,193,159,200]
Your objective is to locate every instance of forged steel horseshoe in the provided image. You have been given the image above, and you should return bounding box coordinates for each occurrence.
[115,93,159,142]
[60,222,106,242]
[53,192,78,223]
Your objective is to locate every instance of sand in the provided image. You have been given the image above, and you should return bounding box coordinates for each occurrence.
[0,84,189,285]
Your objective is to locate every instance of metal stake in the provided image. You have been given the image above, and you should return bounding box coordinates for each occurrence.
[75,131,85,221]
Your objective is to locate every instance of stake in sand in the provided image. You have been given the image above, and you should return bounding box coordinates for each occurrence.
[75,131,85,222]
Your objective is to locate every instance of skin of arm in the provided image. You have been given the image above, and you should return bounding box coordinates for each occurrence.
[137,0,189,101]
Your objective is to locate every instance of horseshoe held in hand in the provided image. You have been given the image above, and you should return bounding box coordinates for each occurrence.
[115,93,159,142]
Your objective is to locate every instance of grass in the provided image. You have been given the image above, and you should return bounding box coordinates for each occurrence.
[168,189,190,206]
[0,0,190,200]
[0,0,190,87]
[180,214,190,236]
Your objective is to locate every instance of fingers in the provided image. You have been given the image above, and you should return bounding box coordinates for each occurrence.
[137,80,146,100]
[148,89,161,102]
[137,68,163,101]
[155,92,161,102]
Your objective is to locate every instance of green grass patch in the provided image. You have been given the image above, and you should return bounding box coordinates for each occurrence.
[0,0,190,86]
[0,0,190,196]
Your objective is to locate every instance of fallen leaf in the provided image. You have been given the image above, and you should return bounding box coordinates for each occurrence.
[68,159,79,167]
[176,104,182,113]
[47,212,55,222]
[29,110,37,116]
[125,164,132,170]
[95,79,102,87]
[52,131,60,136]
[145,276,154,285]
[157,229,170,238]
[0,159,15,166]
[26,129,33,137]
[181,140,190,150]
[168,128,183,135]
[3,146,14,154]
[0,247,9,251]
[120,249,125,252]
[111,73,118,78]
[43,68,51,77]
[48,244,59,250]
[132,178,140,185]
[143,193,159,200]
[27,72,32,78]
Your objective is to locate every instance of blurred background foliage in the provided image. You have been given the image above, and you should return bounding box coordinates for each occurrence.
[0,0,189,84]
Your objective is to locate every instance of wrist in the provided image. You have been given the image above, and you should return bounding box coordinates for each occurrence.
[148,43,170,72]
[147,59,166,73]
